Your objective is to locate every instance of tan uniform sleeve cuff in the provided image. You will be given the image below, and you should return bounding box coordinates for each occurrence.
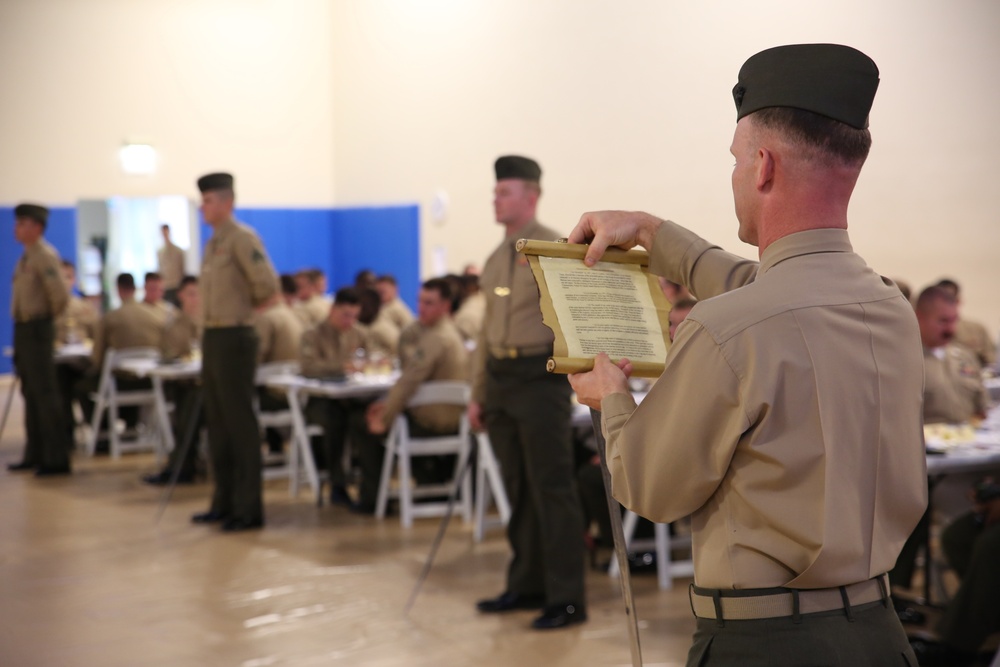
[600,391,637,438]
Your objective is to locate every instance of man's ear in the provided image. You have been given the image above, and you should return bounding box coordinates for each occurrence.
[756,147,775,193]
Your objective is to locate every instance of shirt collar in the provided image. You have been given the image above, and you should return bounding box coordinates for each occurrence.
[757,228,854,276]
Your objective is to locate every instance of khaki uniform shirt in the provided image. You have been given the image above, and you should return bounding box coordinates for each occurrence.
[471,219,560,403]
[954,318,996,368]
[91,297,167,369]
[157,241,186,290]
[161,311,202,361]
[201,218,278,328]
[11,238,69,322]
[55,296,99,344]
[300,321,368,378]
[923,344,988,424]
[360,317,401,357]
[453,291,485,342]
[293,295,331,329]
[378,297,415,331]
[601,221,927,590]
[254,302,304,364]
[381,318,469,432]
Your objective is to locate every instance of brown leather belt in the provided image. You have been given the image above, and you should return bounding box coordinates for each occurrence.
[488,344,551,359]
[689,574,889,621]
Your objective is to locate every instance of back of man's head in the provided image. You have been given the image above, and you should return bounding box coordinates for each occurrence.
[334,287,360,307]
[117,273,136,293]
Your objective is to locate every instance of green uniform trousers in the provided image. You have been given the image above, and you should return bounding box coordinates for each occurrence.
[484,354,585,607]
[687,599,918,666]
[937,512,1000,653]
[202,327,262,523]
[14,319,71,469]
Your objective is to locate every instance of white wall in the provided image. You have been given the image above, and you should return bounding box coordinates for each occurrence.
[0,0,336,205]
[2,0,998,333]
[329,0,1000,334]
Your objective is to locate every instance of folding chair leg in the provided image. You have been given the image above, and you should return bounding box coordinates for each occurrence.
[375,434,397,519]
[654,522,671,590]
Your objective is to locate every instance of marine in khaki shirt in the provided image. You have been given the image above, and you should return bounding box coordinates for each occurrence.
[9,203,73,473]
[367,280,469,434]
[11,235,68,323]
[160,277,203,361]
[201,223,278,328]
[54,261,98,345]
[157,224,186,292]
[375,275,415,332]
[470,156,585,630]
[91,274,167,370]
[915,286,989,424]
[568,45,926,664]
[254,301,304,364]
[300,312,367,378]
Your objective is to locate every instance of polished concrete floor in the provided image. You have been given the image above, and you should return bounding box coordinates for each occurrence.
[0,376,697,667]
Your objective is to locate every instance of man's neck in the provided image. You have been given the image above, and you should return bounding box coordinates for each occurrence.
[503,217,534,238]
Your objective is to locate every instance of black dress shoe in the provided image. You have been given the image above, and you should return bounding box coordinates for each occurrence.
[329,485,352,506]
[531,603,587,630]
[35,465,71,477]
[221,517,264,532]
[476,591,546,613]
[7,461,36,472]
[142,470,195,486]
[191,510,228,524]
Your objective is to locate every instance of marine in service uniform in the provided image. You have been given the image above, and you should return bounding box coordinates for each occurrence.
[143,275,204,485]
[193,172,279,532]
[569,45,926,665]
[374,274,415,333]
[54,259,99,447]
[254,287,305,457]
[300,287,369,503]
[471,156,587,630]
[936,278,997,369]
[8,204,72,474]
[352,278,469,512]
[157,224,186,307]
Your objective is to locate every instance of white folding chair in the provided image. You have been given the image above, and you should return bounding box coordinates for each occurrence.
[607,510,694,590]
[85,347,162,459]
[254,362,324,496]
[473,432,511,542]
[375,381,473,528]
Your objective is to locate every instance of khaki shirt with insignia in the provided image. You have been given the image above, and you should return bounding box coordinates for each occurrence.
[471,219,560,403]
[954,318,996,368]
[453,291,485,342]
[55,296,99,344]
[201,219,278,328]
[293,295,331,329]
[161,311,202,361]
[91,297,167,370]
[300,321,368,378]
[157,241,186,290]
[254,302,305,364]
[380,318,469,432]
[601,221,927,590]
[378,297,415,331]
[11,238,69,322]
[923,344,988,423]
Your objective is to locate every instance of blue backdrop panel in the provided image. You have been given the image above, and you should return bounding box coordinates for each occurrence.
[0,207,77,374]
[330,205,421,308]
[200,204,420,309]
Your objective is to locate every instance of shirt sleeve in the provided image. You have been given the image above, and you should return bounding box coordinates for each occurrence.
[39,253,70,316]
[648,220,759,300]
[381,333,442,428]
[601,320,749,523]
[232,230,278,307]
[254,315,273,364]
